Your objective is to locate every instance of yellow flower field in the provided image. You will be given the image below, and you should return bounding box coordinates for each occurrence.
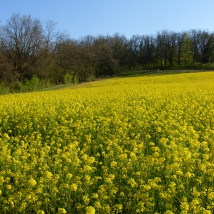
[0,71,214,213]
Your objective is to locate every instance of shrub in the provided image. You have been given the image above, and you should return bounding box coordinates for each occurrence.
[63,73,73,85]
[9,81,24,93]
[0,83,10,94]
[24,75,40,91]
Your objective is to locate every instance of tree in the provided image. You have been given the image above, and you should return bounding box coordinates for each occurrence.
[155,32,165,67]
[93,37,118,77]
[1,14,44,81]
[203,33,214,63]
[182,32,193,67]
[37,20,66,80]
[128,35,142,69]
[54,37,96,83]
[195,30,214,63]
[109,33,128,68]
[190,30,201,64]
[0,46,13,83]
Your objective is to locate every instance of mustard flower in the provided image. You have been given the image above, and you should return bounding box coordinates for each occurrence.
[44,171,53,180]
[66,173,73,179]
[37,210,45,214]
[92,193,99,199]
[203,210,212,214]
[58,208,67,214]
[28,178,37,186]
[165,211,174,214]
[94,201,102,209]
[180,201,189,211]
[86,206,95,214]
[70,183,78,191]
[83,195,90,204]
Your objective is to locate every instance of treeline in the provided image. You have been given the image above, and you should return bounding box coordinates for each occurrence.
[1,14,214,92]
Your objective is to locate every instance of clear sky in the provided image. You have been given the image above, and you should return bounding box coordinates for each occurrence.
[1,0,214,39]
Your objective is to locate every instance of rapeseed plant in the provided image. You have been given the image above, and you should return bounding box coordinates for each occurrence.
[0,72,214,213]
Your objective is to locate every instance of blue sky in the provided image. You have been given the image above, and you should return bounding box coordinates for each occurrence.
[1,0,214,39]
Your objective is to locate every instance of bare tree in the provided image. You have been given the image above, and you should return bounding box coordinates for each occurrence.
[1,14,44,81]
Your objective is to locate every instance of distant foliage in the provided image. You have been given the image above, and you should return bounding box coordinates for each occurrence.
[1,14,214,93]
[0,83,9,94]
[63,72,79,85]
[63,73,73,84]
[24,75,40,91]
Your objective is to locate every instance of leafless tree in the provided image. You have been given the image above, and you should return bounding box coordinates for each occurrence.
[1,14,44,80]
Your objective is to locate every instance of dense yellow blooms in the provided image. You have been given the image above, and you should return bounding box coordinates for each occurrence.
[0,71,214,213]
[86,206,95,214]
[58,208,67,214]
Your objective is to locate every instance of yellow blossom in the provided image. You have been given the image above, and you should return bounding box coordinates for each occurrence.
[58,208,67,214]
[70,183,78,191]
[86,206,95,214]
[28,178,37,186]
